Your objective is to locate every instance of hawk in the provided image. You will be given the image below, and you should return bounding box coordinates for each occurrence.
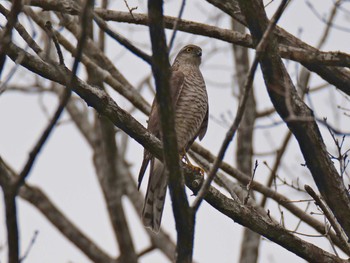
[138,44,209,232]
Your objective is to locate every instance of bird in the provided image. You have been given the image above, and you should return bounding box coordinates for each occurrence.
[138,44,209,233]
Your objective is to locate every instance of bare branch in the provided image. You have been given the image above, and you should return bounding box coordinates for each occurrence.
[13,0,95,191]
[186,168,347,263]
[43,21,64,65]
[22,7,151,115]
[168,0,186,52]
[20,230,39,262]
[243,160,258,205]
[205,0,350,94]
[92,12,152,64]
[237,0,350,240]
[305,185,350,255]
[0,0,22,76]
[191,143,350,256]
[122,0,137,19]
[232,19,260,263]
[260,131,292,207]
[148,1,193,262]
[20,1,350,69]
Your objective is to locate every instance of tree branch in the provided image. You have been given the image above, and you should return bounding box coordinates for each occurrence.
[0,0,22,76]
[92,12,152,64]
[185,169,347,263]
[232,19,260,263]
[191,143,350,256]
[237,0,350,240]
[305,185,350,255]
[93,115,138,262]
[20,1,350,69]
[147,1,193,262]
[205,0,350,94]
[16,6,151,115]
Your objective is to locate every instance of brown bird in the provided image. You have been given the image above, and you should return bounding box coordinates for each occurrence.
[138,44,209,232]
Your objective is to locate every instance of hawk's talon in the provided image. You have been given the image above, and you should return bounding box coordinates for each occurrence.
[186,161,205,176]
[181,152,204,175]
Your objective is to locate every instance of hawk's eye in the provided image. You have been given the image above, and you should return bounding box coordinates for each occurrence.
[186,47,192,52]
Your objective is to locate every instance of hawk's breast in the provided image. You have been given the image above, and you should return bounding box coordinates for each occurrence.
[174,68,208,150]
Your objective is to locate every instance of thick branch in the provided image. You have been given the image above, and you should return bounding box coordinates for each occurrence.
[232,19,260,263]
[148,1,193,262]
[237,0,350,240]
[5,41,163,160]
[20,185,116,263]
[191,143,350,256]
[185,171,347,263]
[93,115,138,263]
[205,0,350,95]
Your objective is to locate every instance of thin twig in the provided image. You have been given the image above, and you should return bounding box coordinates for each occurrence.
[192,0,290,211]
[305,0,349,32]
[92,12,152,64]
[44,21,64,65]
[293,202,311,232]
[123,0,137,19]
[317,0,342,50]
[12,26,65,189]
[13,87,71,190]
[20,230,39,262]
[320,117,350,136]
[69,0,94,87]
[324,117,350,181]
[244,160,258,205]
[168,0,186,52]
[305,185,350,255]
[137,245,155,258]
[260,131,292,207]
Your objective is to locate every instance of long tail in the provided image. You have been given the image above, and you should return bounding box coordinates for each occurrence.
[142,158,167,233]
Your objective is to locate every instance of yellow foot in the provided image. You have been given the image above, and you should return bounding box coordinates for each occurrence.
[189,164,205,176]
[181,151,205,175]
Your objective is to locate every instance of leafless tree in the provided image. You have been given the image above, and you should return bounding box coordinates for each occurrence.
[0,0,350,263]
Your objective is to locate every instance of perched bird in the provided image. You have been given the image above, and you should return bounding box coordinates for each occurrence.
[138,44,209,232]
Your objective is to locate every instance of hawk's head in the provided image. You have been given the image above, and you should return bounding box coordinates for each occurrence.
[174,44,202,66]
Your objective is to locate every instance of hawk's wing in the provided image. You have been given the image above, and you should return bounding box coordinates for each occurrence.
[186,105,208,151]
[137,100,159,189]
[169,70,185,109]
[148,70,185,136]
[198,104,209,141]
[137,70,185,189]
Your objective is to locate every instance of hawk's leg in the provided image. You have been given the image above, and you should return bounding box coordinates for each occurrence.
[182,152,205,176]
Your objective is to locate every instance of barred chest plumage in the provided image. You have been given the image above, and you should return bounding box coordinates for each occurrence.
[174,66,208,150]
